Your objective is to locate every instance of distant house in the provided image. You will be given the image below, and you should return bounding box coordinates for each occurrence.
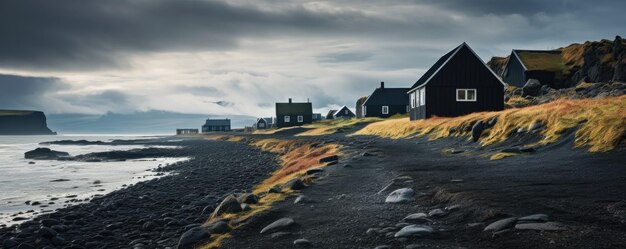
[325,110,337,120]
[275,98,313,128]
[362,82,409,118]
[355,96,367,118]
[176,129,199,135]
[255,117,275,129]
[202,118,231,132]
[333,106,355,119]
[501,50,563,88]
[312,113,323,121]
[408,43,505,120]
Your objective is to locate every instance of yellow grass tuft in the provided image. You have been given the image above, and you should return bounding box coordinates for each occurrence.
[490,152,519,160]
[296,117,383,136]
[197,234,232,249]
[354,95,626,152]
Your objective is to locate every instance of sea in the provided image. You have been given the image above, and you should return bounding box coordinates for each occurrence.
[0,135,189,227]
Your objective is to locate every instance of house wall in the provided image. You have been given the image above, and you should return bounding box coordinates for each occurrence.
[202,125,231,132]
[276,114,312,128]
[256,119,268,129]
[424,86,503,118]
[526,70,557,88]
[503,53,527,87]
[365,104,408,118]
[411,45,504,119]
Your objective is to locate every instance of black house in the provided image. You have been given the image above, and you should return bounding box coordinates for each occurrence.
[408,43,505,120]
[501,50,563,88]
[362,82,409,118]
[275,98,313,128]
[333,106,355,119]
[255,117,275,129]
[202,118,231,132]
[325,110,337,120]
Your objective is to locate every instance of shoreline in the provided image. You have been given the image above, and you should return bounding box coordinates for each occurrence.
[1,131,625,249]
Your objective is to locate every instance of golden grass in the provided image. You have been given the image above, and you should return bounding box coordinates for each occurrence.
[199,138,341,248]
[250,139,340,191]
[296,117,383,136]
[354,95,626,152]
[517,52,566,72]
[205,135,245,142]
[506,96,532,108]
[490,152,519,160]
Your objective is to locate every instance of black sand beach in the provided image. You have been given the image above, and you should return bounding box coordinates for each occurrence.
[1,133,625,249]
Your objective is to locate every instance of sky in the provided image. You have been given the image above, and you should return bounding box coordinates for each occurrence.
[0,0,624,117]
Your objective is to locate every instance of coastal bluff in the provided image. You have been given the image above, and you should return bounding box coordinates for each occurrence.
[0,110,56,135]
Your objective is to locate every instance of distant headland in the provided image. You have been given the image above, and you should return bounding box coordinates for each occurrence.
[0,110,56,135]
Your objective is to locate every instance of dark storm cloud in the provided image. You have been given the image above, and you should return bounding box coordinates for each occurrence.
[0,74,67,110]
[0,0,338,70]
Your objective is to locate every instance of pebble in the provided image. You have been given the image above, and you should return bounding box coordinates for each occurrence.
[394,225,433,237]
[515,222,566,231]
[428,208,446,217]
[517,214,549,223]
[293,238,312,247]
[484,217,517,232]
[260,218,295,234]
[385,188,415,203]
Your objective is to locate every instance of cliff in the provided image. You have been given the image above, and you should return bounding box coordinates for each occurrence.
[0,110,56,135]
[488,36,626,88]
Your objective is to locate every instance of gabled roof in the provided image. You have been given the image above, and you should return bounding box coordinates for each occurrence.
[326,110,337,117]
[510,50,564,71]
[334,106,354,117]
[409,43,506,92]
[256,117,274,125]
[276,102,313,115]
[363,87,409,106]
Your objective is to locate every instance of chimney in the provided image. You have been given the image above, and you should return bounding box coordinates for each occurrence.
[380,82,385,89]
[288,98,292,103]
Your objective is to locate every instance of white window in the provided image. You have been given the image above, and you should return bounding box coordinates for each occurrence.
[410,92,415,108]
[297,115,303,122]
[363,106,367,116]
[406,105,410,112]
[456,89,477,102]
[382,106,389,114]
[420,88,425,106]
[284,116,290,122]
[259,123,265,128]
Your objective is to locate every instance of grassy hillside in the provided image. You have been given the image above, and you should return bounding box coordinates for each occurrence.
[353,95,626,152]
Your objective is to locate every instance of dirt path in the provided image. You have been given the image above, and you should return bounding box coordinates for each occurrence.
[222,134,626,249]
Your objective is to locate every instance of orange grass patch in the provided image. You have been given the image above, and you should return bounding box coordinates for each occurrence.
[353,95,626,152]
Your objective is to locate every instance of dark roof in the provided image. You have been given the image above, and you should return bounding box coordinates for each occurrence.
[204,118,230,126]
[334,106,355,117]
[409,43,505,91]
[363,87,409,106]
[409,43,461,89]
[256,117,274,125]
[276,102,313,115]
[326,110,337,116]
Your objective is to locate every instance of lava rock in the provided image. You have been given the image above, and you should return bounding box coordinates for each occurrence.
[319,155,339,163]
[284,178,306,190]
[207,221,231,234]
[236,193,259,204]
[402,213,431,224]
[294,195,310,204]
[517,214,549,224]
[515,222,566,231]
[293,238,312,247]
[211,195,242,218]
[471,121,485,142]
[24,148,70,160]
[177,227,210,249]
[522,79,542,97]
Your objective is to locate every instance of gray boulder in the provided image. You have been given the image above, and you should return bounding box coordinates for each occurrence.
[385,188,414,204]
[207,221,231,234]
[428,209,446,218]
[471,121,485,142]
[211,195,242,218]
[284,178,306,190]
[177,227,210,249]
[294,195,310,204]
[484,217,517,232]
[522,79,542,97]
[236,193,259,204]
[517,214,549,223]
[293,239,312,247]
[394,225,433,237]
[402,213,431,224]
[260,218,295,234]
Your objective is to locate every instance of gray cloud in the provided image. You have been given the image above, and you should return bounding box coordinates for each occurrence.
[0,74,67,110]
[318,51,373,63]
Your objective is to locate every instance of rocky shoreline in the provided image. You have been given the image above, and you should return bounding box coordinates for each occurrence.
[0,138,280,249]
